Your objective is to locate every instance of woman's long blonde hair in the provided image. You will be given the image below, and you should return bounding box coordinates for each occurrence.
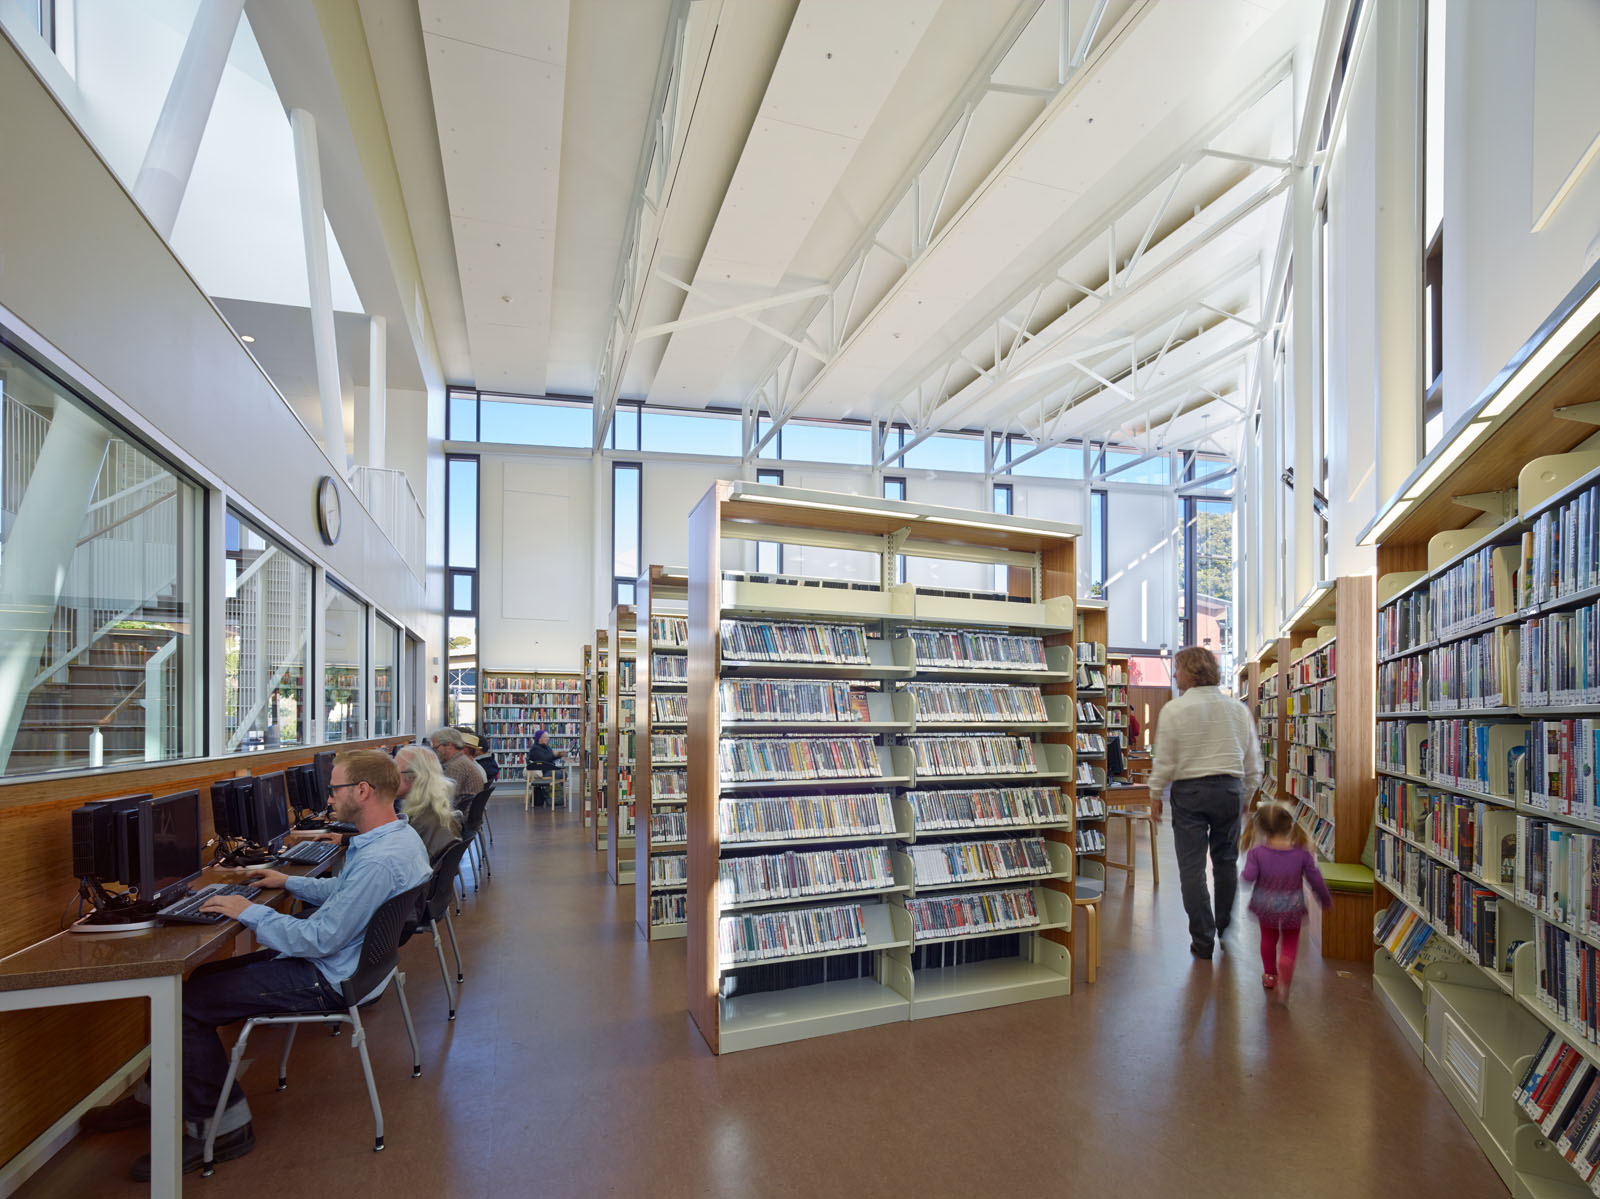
[398,745,460,836]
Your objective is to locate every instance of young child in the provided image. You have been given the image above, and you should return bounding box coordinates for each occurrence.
[1241,802,1333,1001]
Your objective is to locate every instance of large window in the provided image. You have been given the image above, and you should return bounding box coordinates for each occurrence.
[0,338,205,777]
[1180,497,1235,671]
[374,613,400,736]
[480,394,591,448]
[1004,436,1087,479]
[1089,489,1108,598]
[1098,448,1172,486]
[224,510,312,752]
[992,483,1013,592]
[444,453,479,726]
[900,432,985,474]
[1422,0,1446,449]
[323,579,367,743]
[758,418,873,465]
[641,408,743,457]
[613,462,641,604]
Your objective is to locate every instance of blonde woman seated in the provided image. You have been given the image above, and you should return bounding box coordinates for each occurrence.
[396,744,462,858]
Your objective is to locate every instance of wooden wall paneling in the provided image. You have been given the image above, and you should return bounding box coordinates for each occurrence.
[606,604,635,884]
[635,576,655,933]
[1039,541,1076,962]
[1333,575,1376,865]
[686,483,726,1051]
[1128,685,1169,752]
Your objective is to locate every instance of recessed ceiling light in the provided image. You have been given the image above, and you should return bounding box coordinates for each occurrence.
[240,335,255,343]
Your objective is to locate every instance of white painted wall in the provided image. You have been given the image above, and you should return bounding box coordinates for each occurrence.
[1444,0,1600,423]
[1106,488,1177,650]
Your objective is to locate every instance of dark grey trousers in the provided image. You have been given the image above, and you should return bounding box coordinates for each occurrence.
[1169,775,1244,952]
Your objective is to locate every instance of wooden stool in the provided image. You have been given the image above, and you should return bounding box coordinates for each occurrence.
[1104,783,1158,887]
[1072,875,1104,983]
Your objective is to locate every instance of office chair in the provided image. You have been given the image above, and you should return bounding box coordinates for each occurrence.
[201,881,429,1174]
[401,839,471,1020]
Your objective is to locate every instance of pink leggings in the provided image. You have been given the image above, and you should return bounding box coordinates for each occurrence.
[1260,924,1300,980]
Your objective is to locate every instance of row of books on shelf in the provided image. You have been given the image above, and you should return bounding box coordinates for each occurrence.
[720,735,881,782]
[650,733,688,759]
[1377,779,1514,880]
[1379,588,1431,659]
[653,768,687,800]
[1291,714,1334,748]
[616,660,636,690]
[483,675,581,694]
[904,887,1039,938]
[718,903,869,966]
[1532,921,1600,1058]
[903,682,1049,723]
[1291,642,1336,686]
[1077,763,1103,787]
[719,845,893,904]
[1375,898,1461,977]
[719,678,870,722]
[1375,832,1501,969]
[1523,603,1600,706]
[650,853,687,886]
[905,786,1066,829]
[721,793,897,843]
[909,627,1047,671]
[1076,700,1105,723]
[1076,641,1105,665]
[652,615,688,648]
[720,619,871,665]
[1078,666,1106,689]
[489,737,578,755]
[652,653,688,681]
[650,892,687,926]
[1077,828,1105,855]
[1514,1030,1600,1192]
[650,811,688,842]
[1076,732,1107,753]
[1523,482,1600,609]
[1287,681,1335,714]
[1076,795,1106,819]
[1379,657,1426,712]
[1518,817,1600,930]
[904,837,1052,886]
[482,705,581,720]
[653,694,688,723]
[906,735,1038,777]
[1378,718,1522,795]
[1426,626,1518,709]
[1288,745,1334,783]
[1298,805,1336,858]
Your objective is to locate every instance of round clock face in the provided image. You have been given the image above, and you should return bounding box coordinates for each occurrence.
[317,476,342,545]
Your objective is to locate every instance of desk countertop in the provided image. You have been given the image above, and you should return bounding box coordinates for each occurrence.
[0,856,339,993]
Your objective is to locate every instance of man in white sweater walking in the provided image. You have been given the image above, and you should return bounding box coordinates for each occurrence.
[1146,645,1263,960]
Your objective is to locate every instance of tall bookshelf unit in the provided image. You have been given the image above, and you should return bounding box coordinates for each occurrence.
[687,481,1079,1054]
[584,633,608,843]
[1275,577,1375,960]
[479,669,582,783]
[1074,604,1110,892]
[1252,644,1287,805]
[607,605,639,884]
[636,567,690,939]
[1365,262,1600,1198]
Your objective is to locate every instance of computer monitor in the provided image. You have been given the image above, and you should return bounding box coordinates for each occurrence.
[253,772,292,849]
[114,805,145,895]
[70,794,153,883]
[208,777,255,841]
[288,763,324,814]
[141,791,203,904]
[313,750,337,807]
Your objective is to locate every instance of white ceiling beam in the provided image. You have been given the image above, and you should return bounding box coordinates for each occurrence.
[636,280,830,341]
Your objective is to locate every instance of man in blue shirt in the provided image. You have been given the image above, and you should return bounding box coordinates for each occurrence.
[118,750,430,1180]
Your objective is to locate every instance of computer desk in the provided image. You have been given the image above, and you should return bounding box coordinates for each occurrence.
[0,852,341,1194]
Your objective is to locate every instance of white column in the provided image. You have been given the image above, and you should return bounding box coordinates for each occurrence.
[1374,0,1424,502]
[366,315,387,470]
[132,0,245,239]
[1291,164,1317,602]
[0,400,110,770]
[291,107,348,474]
[1257,337,1279,638]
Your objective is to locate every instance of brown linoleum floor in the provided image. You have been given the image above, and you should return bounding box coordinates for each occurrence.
[21,802,1507,1198]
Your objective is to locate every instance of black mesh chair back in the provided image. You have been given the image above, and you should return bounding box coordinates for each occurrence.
[459,784,494,841]
[422,839,471,924]
[340,881,430,1009]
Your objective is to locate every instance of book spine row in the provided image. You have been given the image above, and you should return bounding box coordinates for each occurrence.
[1076,828,1105,855]
[650,853,688,886]
[651,616,688,648]
[1427,626,1517,709]
[653,694,689,722]
[718,678,870,722]
[1512,1030,1600,1182]
[905,836,1051,885]
[1292,643,1336,687]
[905,785,1066,829]
[1377,778,1482,873]
[650,811,687,842]
[1076,762,1104,788]
[1522,604,1600,706]
[1291,714,1335,749]
[1374,831,1499,968]
[484,675,581,694]
[1075,732,1107,753]
[719,619,872,664]
[908,626,1046,670]
[1378,591,1432,658]
[651,892,688,925]
[718,735,882,782]
[652,768,688,799]
[650,733,689,759]
[1379,657,1427,711]
[1075,641,1106,665]
[718,902,868,965]
[1523,483,1600,608]
[903,681,1047,723]
[1531,922,1600,1066]
[718,845,894,905]
[618,660,637,691]
[1422,718,1516,795]
[1288,745,1334,784]
[904,887,1039,938]
[1076,700,1105,723]
[1075,795,1106,819]
[1077,666,1106,689]
[1517,817,1600,933]
[1431,546,1504,641]
[651,652,688,681]
[1287,680,1335,713]
[906,735,1038,776]
[1375,897,1455,975]
[719,792,897,843]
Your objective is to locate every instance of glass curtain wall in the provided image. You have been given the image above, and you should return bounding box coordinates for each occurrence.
[323,580,367,743]
[224,510,312,751]
[0,337,204,777]
[374,614,399,736]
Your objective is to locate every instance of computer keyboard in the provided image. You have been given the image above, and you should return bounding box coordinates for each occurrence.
[277,839,339,865]
[156,883,262,925]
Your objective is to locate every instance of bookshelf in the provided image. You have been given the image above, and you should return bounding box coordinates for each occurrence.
[607,605,639,884]
[635,566,690,939]
[1074,604,1109,897]
[1364,261,1600,1197]
[687,481,1078,1053]
[479,669,582,783]
[583,633,608,842]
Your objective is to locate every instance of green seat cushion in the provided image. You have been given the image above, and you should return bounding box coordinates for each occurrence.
[1320,862,1374,894]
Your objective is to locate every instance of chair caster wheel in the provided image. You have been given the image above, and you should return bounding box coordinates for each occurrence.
[456,973,464,984]
[202,1162,215,1178]
[277,1076,288,1090]
[412,1066,422,1078]
[448,1010,456,1021]
[374,1136,385,1152]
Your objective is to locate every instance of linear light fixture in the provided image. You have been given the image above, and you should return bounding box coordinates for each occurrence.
[1481,282,1600,416]
[750,492,1062,539]
[1281,582,1333,635]
[1358,498,1413,547]
[1402,418,1493,500]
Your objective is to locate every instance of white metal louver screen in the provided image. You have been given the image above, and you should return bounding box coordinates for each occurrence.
[1442,1012,1486,1116]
